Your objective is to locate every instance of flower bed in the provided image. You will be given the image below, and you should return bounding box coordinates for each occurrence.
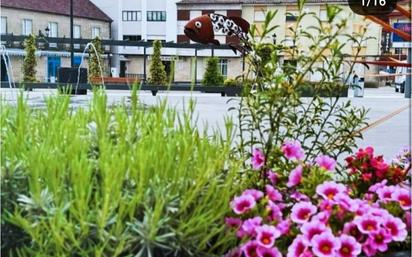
[224,143,411,257]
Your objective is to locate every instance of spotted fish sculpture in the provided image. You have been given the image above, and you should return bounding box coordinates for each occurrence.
[184,13,251,55]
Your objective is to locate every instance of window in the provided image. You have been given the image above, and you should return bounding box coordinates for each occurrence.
[218,59,228,78]
[1,17,7,34]
[22,19,32,35]
[147,11,166,21]
[286,10,298,22]
[320,9,327,21]
[48,22,58,37]
[254,10,265,22]
[92,27,101,38]
[122,11,141,21]
[74,25,81,49]
[123,35,142,41]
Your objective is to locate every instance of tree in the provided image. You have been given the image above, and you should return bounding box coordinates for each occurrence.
[148,40,167,85]
[88,36,104,83]
[202,57,223,86]
[22,34,37,82]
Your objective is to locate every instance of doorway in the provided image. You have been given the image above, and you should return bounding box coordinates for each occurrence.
[120,61,127,77]
[47,56,61,82]
[1,56,8,81]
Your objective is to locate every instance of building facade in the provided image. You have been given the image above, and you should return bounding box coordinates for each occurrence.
[0,0,111,82]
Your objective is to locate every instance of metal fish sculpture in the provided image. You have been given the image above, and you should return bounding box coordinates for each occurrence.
[184,13,251,55]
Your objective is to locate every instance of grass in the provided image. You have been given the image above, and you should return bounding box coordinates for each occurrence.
[1,87,241,257]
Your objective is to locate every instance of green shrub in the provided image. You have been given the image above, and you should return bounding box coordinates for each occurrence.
[22,34,37,82]
[148,40,167,86]
[224,78,237,87]
[88,36,104,84]
[0,87,240,256]
[202,57,224,86]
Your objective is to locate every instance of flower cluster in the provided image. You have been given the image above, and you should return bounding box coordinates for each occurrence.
[345,147,408,185]
[226,144,411,257]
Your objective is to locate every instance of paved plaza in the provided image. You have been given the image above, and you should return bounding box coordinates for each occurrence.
[1,86,410,161]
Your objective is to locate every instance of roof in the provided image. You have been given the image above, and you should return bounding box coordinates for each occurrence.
[1,0,112,22]
[177,0,347,4]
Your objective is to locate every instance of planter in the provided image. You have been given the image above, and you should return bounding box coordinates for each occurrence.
[363,251,411,257]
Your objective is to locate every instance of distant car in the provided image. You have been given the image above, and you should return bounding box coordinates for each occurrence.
[394,64,407,93]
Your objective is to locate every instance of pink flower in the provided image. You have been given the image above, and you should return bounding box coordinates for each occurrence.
[252,148,265,170]
[392,187,411,210]
[255,225,281,248]
[383,216,408,241]
[368,180,387,193]
[231,194,256,215]
[334,193,354,211]
[311,232,341,257]
[315,155,336,171]
[291,202,317,224]
[266,170,279,185]
[225,217,242,229]
[362,241,377,257]
[265,185,283,202]
[367,228,391,252]
[337,235,361,257]
[287,165,303,188]
[376,186,395,202]
[267,200,282,222]
[353,214,382,234]
[311,211,331,224]
[243,240,259,257]
[276,219,291,235]
[240,217,263,237]
[301,220,330,241]
[243,189,264,200]
[287,235,310,257]
[343,222,363,241]
[290,191,310,201]
[281,140,305,160]
[316,181,347,200]
[225,248,242,257]
[405,212,411,231]
[257,247,282,257]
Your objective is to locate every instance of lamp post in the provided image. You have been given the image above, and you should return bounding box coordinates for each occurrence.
[70,0,74,67]
[272,33,277,45]
[45,27,50,37]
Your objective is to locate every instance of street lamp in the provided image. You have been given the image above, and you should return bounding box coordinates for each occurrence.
[45,27,50,37]
[272,33,277,45]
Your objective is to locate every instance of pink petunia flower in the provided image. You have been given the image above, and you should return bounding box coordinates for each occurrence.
[225,217,242,229]
[311,211,331,224]
[243,189,265,201]
[301,220,331,241]
[242,240,259,257]
[281,140,305,160]
[241,217,263,237]
[267,200,283,222]
[362,240,377,257]
[266,170,279,185]
[334,193,354,211]
[276,219,291,235]
[316,181,347,200]
[337,235,361,257]
[257,246,282,257]
[290,191,310,201]
[405,212,411,231]
[265,185,283,202]
[315,155,336,171]
[343,222,364,241]
[392,187,411,210]
[383,216,408,241]
[224,248,242,257]
[291,202,317,224]
[368,179,387,193]
[367,228,391,252]
[252,148,265,170]
[376,186,396,202]
[255,225,281,248]
[287,165,303,188]
[353,214,382,234]
[231,194,256,215]
[311,232,341,257]
[287,235,310,257]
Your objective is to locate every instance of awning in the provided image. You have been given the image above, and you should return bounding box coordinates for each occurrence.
[0,48,106,58]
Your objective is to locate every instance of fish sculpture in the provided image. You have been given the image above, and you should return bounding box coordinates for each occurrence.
[184,13,251,55]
